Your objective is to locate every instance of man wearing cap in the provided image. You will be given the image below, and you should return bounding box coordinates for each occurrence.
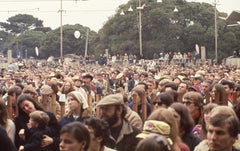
[96,93,140,151]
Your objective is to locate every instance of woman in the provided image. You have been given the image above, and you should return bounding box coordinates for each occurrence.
[170,102,201,151]
[182,91,203,125]
[148,108,190,151]
[199,103,218,140]
[15,94,60,149]
[0,99,15,143]
[152,92,173,110]
[210,83,228,105]
[59,80,75,95]
[59,122,90,151]
[59,91,89,126]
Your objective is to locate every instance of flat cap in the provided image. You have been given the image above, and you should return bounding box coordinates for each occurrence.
[96,93,124,107]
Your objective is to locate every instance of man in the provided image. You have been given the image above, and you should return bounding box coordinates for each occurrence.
[128,72,140,92]
[84,117,116,151]
[220,79,235,106]
[207,113,239,151]
[96,93,140,151]
[201,80,212,104]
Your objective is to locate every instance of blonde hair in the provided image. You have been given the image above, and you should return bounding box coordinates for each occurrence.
[29,111,49,129]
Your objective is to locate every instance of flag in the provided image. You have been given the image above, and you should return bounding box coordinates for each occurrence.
[195,44,200,54]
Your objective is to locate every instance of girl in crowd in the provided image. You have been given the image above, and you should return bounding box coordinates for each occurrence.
[0,99,15,143]
[59,91,89,126]
[59,122,90,151]
[15,94,60,150]
[148,108,190,151]
[170,102,201,151]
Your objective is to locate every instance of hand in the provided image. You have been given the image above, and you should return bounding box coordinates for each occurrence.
[19,146,24,151]
[41,135,53,147]
[18,129,25,141]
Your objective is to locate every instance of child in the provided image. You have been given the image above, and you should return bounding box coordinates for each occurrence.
[18,111,53,151]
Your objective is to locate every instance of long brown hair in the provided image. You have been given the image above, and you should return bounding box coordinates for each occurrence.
[0,99,8,128]
[148,108,181,151]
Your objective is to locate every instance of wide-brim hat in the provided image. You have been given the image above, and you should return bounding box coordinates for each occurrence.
[82,74,93,81]
[136,120,171,139]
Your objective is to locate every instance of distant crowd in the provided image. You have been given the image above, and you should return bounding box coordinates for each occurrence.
[0,55,240,151]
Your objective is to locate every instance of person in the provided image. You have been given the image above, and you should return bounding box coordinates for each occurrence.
[18,110,53,151]
[147,108,190,151]
[15,94,60,150]
[182,91,203,125]
[59,91,89,126]
[194,106,240,151]
[152,92,173,110]
[210,83,227,105]
[0,99,15,143]
[84,117,116,151]
[135,133,172,151]
[208,114,239,151]
[96,93,140,151]
[170,102,201,151]
[199,103,218,140]
[0,125,17,151]
[123,94,142,130]
[59,121,90,151]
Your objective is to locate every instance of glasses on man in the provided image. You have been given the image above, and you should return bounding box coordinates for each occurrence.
[182,99,193,106]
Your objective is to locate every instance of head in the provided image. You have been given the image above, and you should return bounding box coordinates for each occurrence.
[201,80,212,95]
[211,84,226,105]
[169,102,194,137]
[147,108,179,146]
[67,91,89,116]
[84,117,110,148]
[153,92,173,109]
[135,134,171,151]
[29,110,49,129]
[220,79,235,96]
[17,94,44,116]
[207,113,239,151]
[182,91,203,118]
[60,122,90,151]
[97,93,126,127]
[131,86,145,105]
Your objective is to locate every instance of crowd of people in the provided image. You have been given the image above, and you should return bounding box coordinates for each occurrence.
[0,55,240,151]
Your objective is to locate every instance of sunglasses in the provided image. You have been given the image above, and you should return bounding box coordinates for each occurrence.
[153,101,163,106]
[182,99,193,106]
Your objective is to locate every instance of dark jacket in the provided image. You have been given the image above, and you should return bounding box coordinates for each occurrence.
[0,126,17,151]
[59,115,84,127]
[15,111,60,150]
[24,127,53,151]
[182,132,201,151]
[105,119,140,151]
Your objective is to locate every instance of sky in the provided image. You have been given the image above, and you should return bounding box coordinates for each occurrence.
[0,0,239,32]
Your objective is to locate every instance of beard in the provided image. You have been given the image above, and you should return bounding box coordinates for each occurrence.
[101,110,119,126]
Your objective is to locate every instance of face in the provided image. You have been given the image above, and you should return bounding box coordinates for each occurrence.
[64,82,71,90]
[131,91,141,104]
[202,82,210,94]
[182,98,197,115]
[207,123,236,151]
[59,133,85,151]
[19,100,36,114]
[29,118,38,128]
[86,126,99,150]
[178,83,187,94]
[67,96,80,112]
[204,111,211,128]
[211,87,217,100]
[223,85,232,95]
[100,105,119,126]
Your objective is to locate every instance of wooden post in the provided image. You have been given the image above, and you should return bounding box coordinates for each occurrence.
[95,94,101,117]
[51,94,57,116]
[205,92,211,104]
[141,92,147,122]
[59,102,65,118]
[87,93,93,116]
[132,94,138,113]
[7,96,13,120]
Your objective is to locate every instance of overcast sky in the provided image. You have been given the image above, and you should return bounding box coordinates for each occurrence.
[0,0,239,32]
